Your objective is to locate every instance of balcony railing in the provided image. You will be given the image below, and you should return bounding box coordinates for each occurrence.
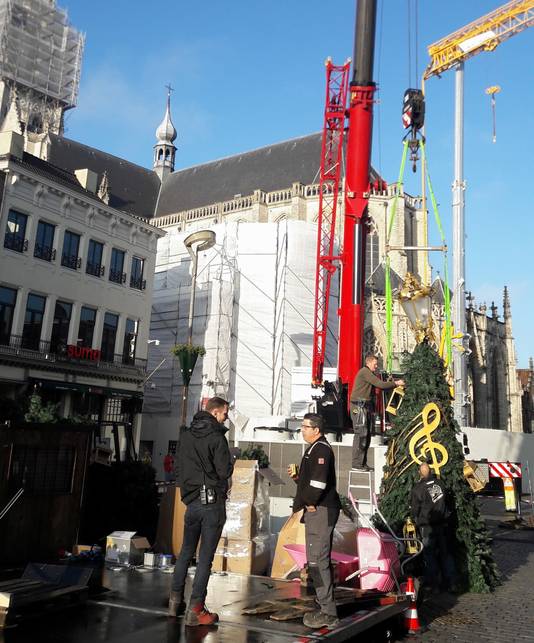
[34,243,56,262]
[0,334,147,374]
[61,254,82,270]
[4,234,28,253]
[86,262,105,277]
[130,276,146,290]
[109,269,126,284]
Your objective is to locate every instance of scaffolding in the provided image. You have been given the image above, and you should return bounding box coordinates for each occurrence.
[0,0,84,109]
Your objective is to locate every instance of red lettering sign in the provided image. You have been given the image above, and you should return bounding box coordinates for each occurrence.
[66,345,101,362]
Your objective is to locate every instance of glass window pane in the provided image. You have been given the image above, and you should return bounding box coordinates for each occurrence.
[110,249,125,284]
[87,240,104,276]
[0,286,17,345]
[34,221,55,261]
[130,257,145,289]
[101,312,119,361]
[22,293,46,350]
[4,210,28,252]
[62,231,81,269]
[50,300,72,353]
[123,318,137,364]
[78,306,96,347]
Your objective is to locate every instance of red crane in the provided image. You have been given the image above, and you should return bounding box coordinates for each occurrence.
[312,0,378,409]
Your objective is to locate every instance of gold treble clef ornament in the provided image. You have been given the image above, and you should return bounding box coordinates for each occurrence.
[408,402,449,476]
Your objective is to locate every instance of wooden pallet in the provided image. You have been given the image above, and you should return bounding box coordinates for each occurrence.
[0,578,88,627]
[241,587,401,622]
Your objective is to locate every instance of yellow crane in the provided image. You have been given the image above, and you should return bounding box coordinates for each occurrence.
[424,0,534,80]
[422,0,534,428]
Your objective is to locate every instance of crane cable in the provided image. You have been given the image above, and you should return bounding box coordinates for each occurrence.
[385,141,452,373]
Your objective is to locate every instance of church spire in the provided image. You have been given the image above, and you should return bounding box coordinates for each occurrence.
[503,285,511,321]
[153,85,177,180]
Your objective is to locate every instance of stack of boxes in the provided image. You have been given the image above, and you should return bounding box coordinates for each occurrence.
[213,460,270,575]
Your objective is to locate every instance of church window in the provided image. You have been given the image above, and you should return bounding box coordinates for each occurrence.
[365,233,379,281]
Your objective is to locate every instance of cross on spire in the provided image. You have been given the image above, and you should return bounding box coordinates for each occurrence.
[165,83,174,98]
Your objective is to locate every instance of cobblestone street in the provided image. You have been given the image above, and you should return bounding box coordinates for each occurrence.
[411,498,534,642]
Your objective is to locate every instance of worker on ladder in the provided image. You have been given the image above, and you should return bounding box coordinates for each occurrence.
[350,355,405,471]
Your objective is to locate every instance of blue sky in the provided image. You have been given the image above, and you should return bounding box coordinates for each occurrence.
[64,0,533,367]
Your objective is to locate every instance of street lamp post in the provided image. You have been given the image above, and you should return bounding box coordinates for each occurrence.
[180,230,216,427]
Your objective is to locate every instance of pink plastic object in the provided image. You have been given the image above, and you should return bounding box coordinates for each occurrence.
[356,528,400,592]
[283,543,358,568]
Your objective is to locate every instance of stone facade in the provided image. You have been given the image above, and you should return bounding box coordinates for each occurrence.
[148,177,524,436]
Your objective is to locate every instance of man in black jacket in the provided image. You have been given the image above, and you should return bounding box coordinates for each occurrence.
[410,463,456,593]
[169,397,233,625]
[288,413,341,629]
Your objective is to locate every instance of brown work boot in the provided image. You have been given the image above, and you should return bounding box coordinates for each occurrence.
[168,590,186,617]
[184,604,219,626]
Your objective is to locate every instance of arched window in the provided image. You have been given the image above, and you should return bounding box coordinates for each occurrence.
[158,149,163,160]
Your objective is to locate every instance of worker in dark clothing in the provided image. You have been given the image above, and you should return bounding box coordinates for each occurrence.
[350,354,404,471]
[169,397,233,625]
[410,463,456,593]
[288,413,341,629]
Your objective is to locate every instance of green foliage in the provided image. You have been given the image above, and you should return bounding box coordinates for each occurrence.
[379,342,500,593]
[171,343,206,357]
[239,444,270,468]
[24,394,59,424]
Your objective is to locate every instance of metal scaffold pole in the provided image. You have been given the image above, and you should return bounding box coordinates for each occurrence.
[452,63,468,428]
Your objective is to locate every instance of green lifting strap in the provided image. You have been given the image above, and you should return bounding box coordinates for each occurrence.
[420,140,453,368]
[385,140,409,373]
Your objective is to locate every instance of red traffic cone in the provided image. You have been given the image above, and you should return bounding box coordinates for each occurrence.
[403,576,421,635]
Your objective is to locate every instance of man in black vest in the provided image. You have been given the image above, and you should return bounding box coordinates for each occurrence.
[168,397,233,625]
[288,413,341,629]
[410,463,456,593]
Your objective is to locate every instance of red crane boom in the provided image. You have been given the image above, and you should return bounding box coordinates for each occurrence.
[311,60,350,386]
[312,0,377,407]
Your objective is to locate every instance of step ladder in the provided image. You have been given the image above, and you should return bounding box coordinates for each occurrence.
[348,469,375,519]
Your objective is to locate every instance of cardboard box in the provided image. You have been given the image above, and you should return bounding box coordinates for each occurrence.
[72,544,93,556]
[212,537,227,572]
[213,537,269,575]
[154,486,188,557]
[227,539,269,575]
[222,501,254,540]
[105,531,151,566]
[271,510,306,578]
[229,460,258,502]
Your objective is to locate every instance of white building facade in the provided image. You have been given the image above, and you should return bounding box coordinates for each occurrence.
[0,131,164,453]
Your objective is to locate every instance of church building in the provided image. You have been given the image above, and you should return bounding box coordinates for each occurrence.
[0,1,525,475]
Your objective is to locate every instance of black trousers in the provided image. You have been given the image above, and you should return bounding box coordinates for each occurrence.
[171,498,226,606]
[351,401,374,467]
[420,524,456,590]
[304,506,340,617]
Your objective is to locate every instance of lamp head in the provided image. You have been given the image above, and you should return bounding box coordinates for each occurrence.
[397,273,434,343]
[183,229,216,258]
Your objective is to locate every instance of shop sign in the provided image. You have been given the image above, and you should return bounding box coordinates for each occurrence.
[67,344,101,362]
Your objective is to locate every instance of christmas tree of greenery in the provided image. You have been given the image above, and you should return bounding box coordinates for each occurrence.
[379,341,500,592]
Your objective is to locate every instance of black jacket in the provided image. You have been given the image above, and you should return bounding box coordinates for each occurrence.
[293,436,341,515]
[410,475,449,527]
[176,411,234,505]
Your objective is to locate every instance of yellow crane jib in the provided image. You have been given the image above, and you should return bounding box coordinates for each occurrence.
[424,0,534,80]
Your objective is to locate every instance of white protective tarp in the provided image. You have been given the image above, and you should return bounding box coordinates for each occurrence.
[141,220,339,456]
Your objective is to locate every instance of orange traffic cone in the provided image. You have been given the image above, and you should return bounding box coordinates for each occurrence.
[403,576,421,636]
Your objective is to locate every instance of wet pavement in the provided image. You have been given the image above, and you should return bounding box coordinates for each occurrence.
[1,495,533,642]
